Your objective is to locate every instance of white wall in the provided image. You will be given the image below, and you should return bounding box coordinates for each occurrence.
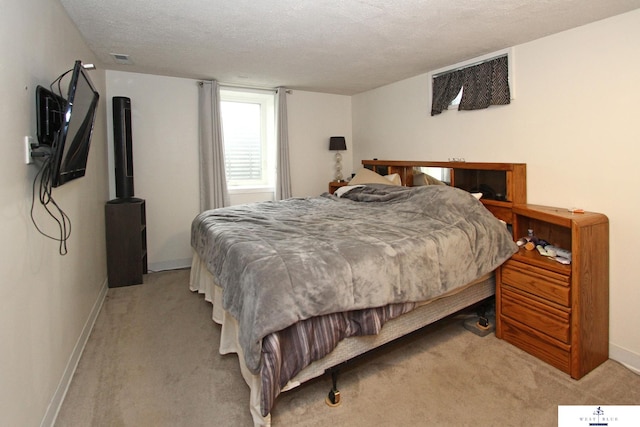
[352,9,640,371]
[287,91,353,196]
[105,71,352,270]
[0,0,110,425]
[106,72,200,271]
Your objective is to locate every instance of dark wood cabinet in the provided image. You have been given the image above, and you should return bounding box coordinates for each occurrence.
[105,198,147,287]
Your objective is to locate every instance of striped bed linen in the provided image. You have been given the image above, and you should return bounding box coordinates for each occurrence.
[260,301,417,416]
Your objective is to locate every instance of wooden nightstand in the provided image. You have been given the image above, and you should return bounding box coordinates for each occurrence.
[496,204,609,379]
[328,181,349,194]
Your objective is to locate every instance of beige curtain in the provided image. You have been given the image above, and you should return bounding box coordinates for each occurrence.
[276,88,292,200]
[198,80,229,210]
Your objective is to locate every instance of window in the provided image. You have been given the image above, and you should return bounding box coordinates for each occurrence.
[450,87,463,107]
[220,89,276,189]
[430,48,514,116]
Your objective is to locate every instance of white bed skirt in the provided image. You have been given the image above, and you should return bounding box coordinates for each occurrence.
[190,255,271,426]
[190,253,495,426]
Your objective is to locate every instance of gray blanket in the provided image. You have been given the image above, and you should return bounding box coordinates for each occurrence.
[191,184,517,373]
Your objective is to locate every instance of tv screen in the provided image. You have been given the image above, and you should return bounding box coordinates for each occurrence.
[50,60,100,187]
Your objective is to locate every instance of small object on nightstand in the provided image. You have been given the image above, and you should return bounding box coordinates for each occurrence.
[535,245,551,256]
[544,245,571,261]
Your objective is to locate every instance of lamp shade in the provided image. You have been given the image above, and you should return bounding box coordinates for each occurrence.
[329,136,347,151]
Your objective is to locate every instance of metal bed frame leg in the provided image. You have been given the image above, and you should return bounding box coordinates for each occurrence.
[325,368,342,407]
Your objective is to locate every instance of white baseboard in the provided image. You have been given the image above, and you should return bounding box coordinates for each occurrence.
[610,343,640,375]
[40,278,109,427]
[148,258,192,272]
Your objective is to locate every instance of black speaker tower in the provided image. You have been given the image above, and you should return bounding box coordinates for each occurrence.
[112,96,134,199]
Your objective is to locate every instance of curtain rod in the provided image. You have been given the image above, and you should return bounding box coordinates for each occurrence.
[197,80,292,94]
[432,53,507,79]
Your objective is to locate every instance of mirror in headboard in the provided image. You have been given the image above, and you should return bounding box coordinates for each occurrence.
[361,160,526,232]
[452,169,507,201]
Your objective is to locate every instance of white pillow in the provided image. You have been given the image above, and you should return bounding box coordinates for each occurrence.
[384,173,402,186]
[412,172,445,186]
[334,185,364,197]
[349,168,400,186]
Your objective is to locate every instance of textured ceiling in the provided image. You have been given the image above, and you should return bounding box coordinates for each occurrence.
[60,0,640,95]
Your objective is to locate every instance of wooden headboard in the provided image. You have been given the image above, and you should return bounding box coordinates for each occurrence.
[361,160,527,228]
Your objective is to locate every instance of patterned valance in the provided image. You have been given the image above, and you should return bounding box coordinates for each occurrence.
[431,55,510,116]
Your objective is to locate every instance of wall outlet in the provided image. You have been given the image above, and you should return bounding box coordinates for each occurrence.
[25,136,34,164]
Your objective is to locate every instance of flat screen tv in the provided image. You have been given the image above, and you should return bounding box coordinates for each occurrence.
[43,60,100,187]
[31,60,100,255]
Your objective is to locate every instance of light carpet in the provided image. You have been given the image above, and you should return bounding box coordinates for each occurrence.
[55,269,640,426]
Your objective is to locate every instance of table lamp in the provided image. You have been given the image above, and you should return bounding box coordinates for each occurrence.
[329,136,347,181]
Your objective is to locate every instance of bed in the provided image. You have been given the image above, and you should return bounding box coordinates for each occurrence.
[190,160,525,426]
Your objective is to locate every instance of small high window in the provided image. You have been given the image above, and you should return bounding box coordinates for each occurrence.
[431,54,511,116]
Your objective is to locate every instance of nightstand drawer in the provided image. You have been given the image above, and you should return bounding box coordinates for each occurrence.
[501,288,570,344]
[501,259,570,307]
[500,317,571,374]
